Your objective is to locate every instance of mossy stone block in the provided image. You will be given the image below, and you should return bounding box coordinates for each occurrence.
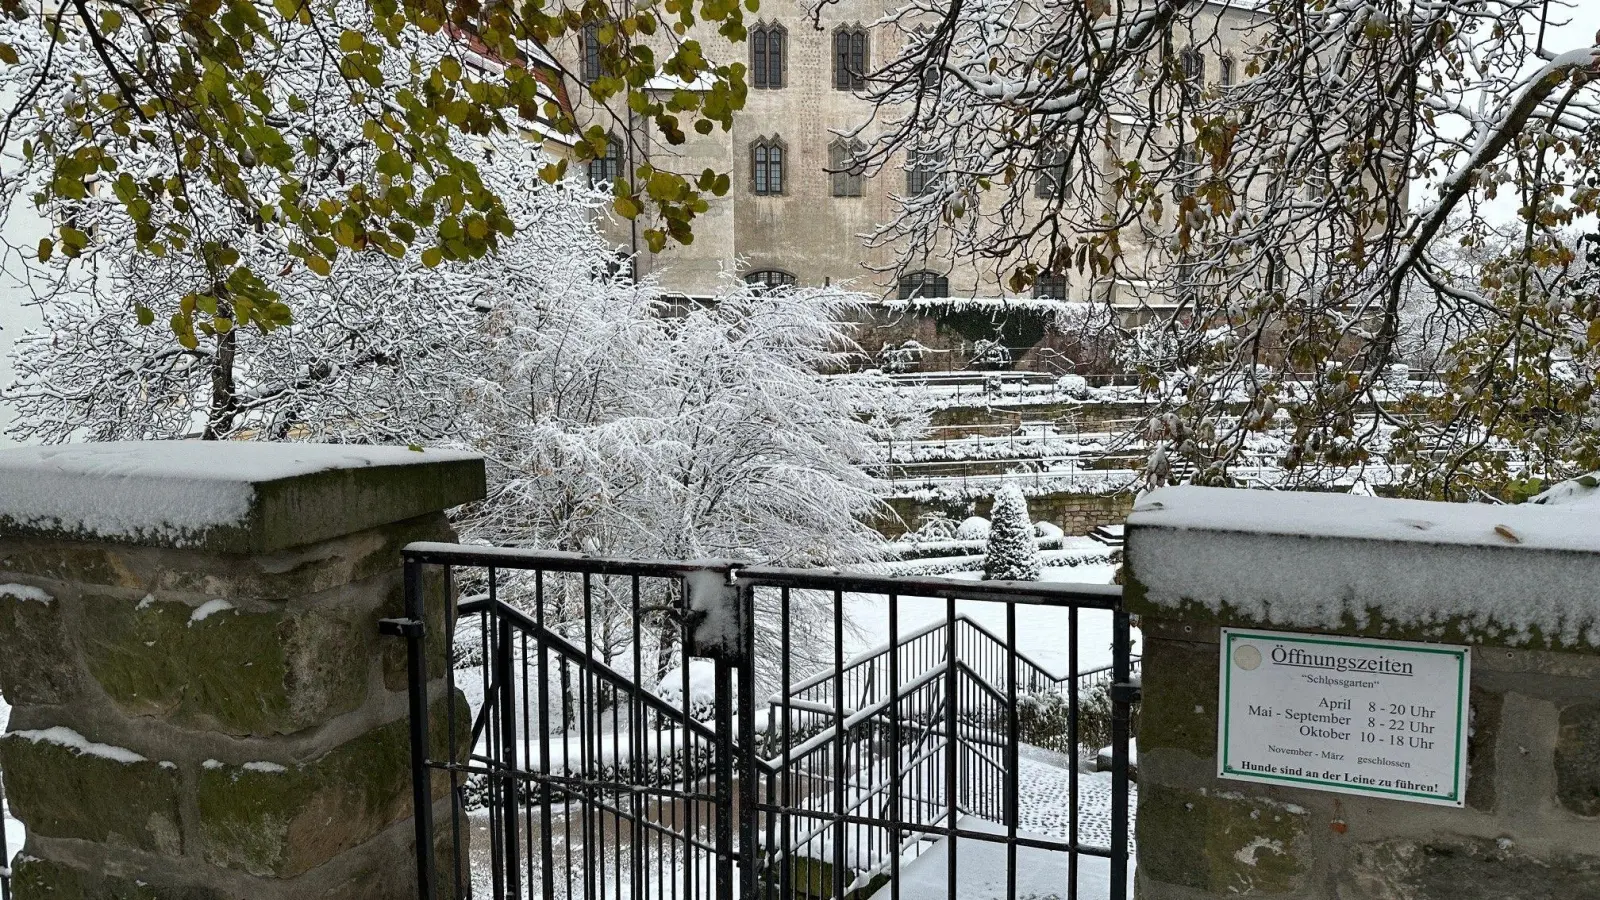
[1137,635,1219,758]
[11,855,226,900]
[1341,837,1600,900]
[1137,784,1307,895]
[198,691,468,878]
[1555,700,1600,816]
[0,584,78,705]
[79,592,371,736]
[0,732,182,855]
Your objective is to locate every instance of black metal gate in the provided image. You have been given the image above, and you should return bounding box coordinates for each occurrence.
[387,544,1136,900]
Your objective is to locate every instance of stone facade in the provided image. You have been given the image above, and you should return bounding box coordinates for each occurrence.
[558,2,1262,308]
[0,443,484,900]
[1125,486,1600,899]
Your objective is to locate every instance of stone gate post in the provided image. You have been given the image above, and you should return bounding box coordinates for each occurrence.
[0,442,484,900]
[1125,486,1600,899]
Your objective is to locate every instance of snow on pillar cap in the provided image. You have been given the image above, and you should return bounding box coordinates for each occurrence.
[0,441,485,553]
[1125,485,1600,649]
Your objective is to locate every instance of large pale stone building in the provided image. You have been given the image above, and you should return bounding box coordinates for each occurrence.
[555,1,1265,312]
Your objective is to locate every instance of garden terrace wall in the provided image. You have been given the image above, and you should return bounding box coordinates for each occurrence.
[883,490,1134,539]
[0,442,484,900]
[1125,486,1600,899]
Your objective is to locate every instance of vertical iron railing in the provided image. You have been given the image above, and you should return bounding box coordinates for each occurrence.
[391,544,1136,900]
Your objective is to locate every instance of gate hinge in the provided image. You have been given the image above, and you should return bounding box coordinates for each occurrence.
[1110,680,1142,704]
[378,617,425,639]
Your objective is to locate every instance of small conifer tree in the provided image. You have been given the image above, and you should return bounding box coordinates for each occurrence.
[983,485,1041,581]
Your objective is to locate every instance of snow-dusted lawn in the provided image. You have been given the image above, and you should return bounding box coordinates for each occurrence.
[844,563,1137,676]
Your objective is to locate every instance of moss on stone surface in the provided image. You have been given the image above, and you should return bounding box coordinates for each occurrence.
[1137,784,1307,895]
[1137,636,1218,757]
[0,513,455,599]
[0,735,182,855]
[78,591,370,736]
[1555,700,1600,817]
[197,691,467,878]
[0,585,78,705]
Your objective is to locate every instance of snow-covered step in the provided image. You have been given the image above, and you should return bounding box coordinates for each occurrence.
[893,817,1129,900]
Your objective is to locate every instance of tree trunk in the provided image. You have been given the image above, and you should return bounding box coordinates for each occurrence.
[202,297,238,440]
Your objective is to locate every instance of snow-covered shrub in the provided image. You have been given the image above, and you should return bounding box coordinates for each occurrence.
[983,486,1041,581]
[970,339,1013,370]
[1383,363,1411,393]
[1056,373,1091,400]
[877,340,927,374]
[907,514,960,542]
[1018,691,1073,754]
[1033,520,1064,540]
[955,516,991,540]
[655,659,717,722]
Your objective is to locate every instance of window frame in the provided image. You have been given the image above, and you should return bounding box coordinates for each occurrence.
[1180,46,1205,85]
[834,25,869,91]
[906,146,942,197]
[745,269,799,293]
[897,271,950,300]
[751,22,787,89]
[1035,148,1070,200]
[589,134,624,186]
[1220,54,1236,87]
[750,136,787,196]
[1032,272,1069,300]
[582,23,603,84]
[830,138,866,197]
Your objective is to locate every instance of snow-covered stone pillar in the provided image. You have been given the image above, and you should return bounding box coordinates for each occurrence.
[0,442,483,900]
[1126,486,1600,900]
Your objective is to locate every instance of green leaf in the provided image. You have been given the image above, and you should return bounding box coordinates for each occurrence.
[135,305,155,327]
[338,30,363,52]
[421,246,443,268]
[36,237,52,262]
[0,43,19,65]
[306,254,332,276]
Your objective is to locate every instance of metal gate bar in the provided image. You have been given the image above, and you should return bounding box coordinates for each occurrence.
[389,543,1136,900]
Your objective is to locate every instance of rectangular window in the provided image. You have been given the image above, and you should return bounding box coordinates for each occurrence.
[1036,149,1069,200]
[1220,55,1235,87]
[754,145,769,194]
[582,23,602,83]
[907,148,941,196]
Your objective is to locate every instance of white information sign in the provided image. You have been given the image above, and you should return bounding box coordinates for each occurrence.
[1218,628,1471,807]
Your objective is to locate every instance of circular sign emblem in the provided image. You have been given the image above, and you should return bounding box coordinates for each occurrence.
[1234,644,1263,671]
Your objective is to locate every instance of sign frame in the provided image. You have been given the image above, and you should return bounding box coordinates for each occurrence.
[1217,627,1471,807]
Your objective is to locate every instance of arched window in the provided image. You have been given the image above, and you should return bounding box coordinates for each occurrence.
[1033,273,1069,300]
[830,138,866,197]
[745,269,798,293]
[1180,47,1204,85]
[750,137,786,195]
[582,23,603,83]
[897,271,949,300]
[589,135,624,185]
[751,23,786,89]
[1036,148,1070,200]
[906,146,942,197]
[1220,55,1236,87]
[834,26,868,91]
